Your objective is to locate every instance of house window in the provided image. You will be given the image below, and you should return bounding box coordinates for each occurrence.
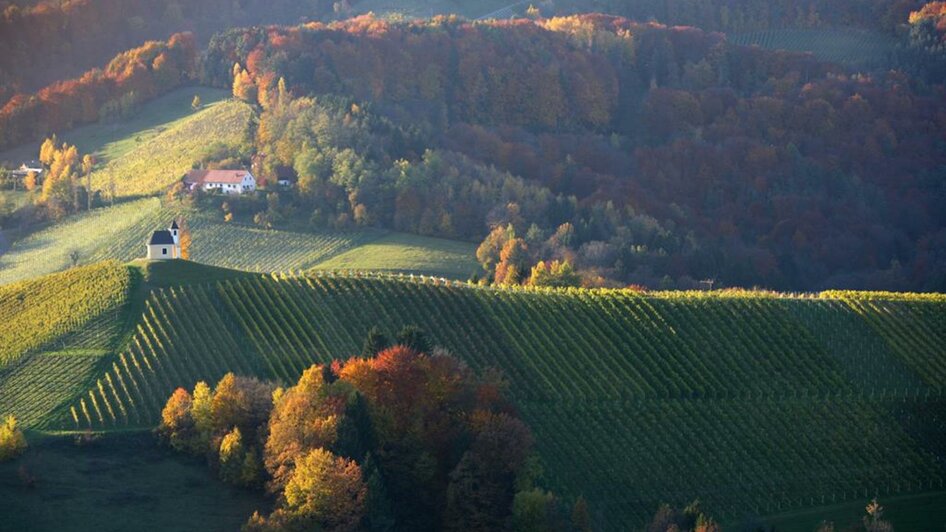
[162,248,167,255]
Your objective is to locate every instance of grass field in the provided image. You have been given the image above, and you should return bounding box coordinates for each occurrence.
[0,432,269,531]
[311,232,479,278]
[729,28,897,69]
[2,262,939,529]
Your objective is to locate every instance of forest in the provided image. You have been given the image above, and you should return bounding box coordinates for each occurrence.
[0,0,343,97]
[557,0,926,33]
[190,14,946,291]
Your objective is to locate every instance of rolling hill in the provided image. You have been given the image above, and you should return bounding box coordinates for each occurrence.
[1,260,943,529]
[0,197,478,285]
[0,87,250,200]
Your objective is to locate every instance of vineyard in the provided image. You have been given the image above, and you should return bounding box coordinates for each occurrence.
[0,262,133,428]
[0,88,231,169]
[87,97,253,198]
[0,351,108,428]
[729,28,897,69]
[0,199,476,284]
[186,220,380,272]
[0,262,132,369]
[0,198,166,284]
[0,264,935,528]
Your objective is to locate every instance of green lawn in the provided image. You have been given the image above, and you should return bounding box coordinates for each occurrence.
[0,432,269,531]
[311,232,480,279]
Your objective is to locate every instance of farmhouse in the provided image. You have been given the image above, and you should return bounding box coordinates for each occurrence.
[184,169,256,194]
[10,160,44,181]
[146,220,182,260]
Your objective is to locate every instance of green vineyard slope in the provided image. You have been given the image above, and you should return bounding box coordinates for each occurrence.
[35,267,943,529]
[0,262,132,369]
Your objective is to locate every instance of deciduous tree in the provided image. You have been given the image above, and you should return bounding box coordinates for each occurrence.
[0,415,27,462]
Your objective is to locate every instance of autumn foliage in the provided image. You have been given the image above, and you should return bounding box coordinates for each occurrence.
[0,33,197,150]
[211,14,946,291]
[159,330,556,530]
[0,415,27,462]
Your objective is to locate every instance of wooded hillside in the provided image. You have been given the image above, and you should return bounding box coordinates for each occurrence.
[201,15,946,291]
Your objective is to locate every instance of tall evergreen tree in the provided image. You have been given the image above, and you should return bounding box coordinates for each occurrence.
[395,325,431,353]
[362,326,390,357]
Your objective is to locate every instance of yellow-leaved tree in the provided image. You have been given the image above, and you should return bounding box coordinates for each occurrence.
[178,218,192,259]
[0,415,27,462]
[246,448,366,532]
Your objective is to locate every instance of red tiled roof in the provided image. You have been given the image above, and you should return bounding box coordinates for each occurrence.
[184,169,252,185]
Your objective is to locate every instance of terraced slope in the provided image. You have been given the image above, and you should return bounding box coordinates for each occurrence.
[23,267,940,529]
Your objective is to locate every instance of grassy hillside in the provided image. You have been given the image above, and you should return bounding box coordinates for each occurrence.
[0,88,231,167]
[0,433,268,532]
[88,98,253,198]
[0,198,475,284]
[2,263,940,528]
[310,232,479,278]
[729,28,896,69]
